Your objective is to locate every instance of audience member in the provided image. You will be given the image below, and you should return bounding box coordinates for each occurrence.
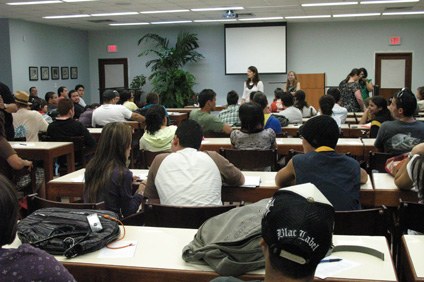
[417,86,424,112]
[339,68,364,112]
[69,89,85,119]
[58,86,68,98]
[253,92,282,134]
[75,84,87,107]
[79,103,100,127]
[92,89,145,127]
[275,115,368,211]
[327,87,347,124]
[375,88,424,154]
[218,90,240,126]
[294,90,317,118]
[84,122,144,217]
[269,88,284,112]
[139,105,177,152]
[189,89,232,135]
[28,86,43,105]
[0,82,18,140]
[119,90,138,111]
[144,120,244,206]
[319,95,341,129]
[30,99,53,124]
[274,92,303,124]
[210,184,334,282]
[0,175,75,281]
[359,96,393,138]
[45,91,58,110]
[12,91,48,141]
[141,92,169,118]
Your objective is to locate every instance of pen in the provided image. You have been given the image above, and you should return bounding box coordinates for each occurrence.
[321,258,342,263]
[19,143,27,146]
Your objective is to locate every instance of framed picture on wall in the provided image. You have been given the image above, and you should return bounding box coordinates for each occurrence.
[61,67,69,80]
[51,67,59,80]
[29,67,38,81]
[41,66,49,80]
[70,67,78,79]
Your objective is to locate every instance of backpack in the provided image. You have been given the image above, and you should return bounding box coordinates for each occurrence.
[272,114,289,127]
[17,208,120,258]
[182,199,270,276]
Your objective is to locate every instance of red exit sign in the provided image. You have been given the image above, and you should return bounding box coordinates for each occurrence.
[390,37,401,45]
[108,45,117,52]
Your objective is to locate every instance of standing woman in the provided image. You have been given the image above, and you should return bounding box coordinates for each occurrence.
[84,122,144,218]
[242,66,263,104]
[359,96,393,138]
[339,68,365,112]
[358,67,374,102]
[284,71,301,95]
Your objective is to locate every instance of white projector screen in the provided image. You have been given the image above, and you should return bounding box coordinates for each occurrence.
[225,22,287,75]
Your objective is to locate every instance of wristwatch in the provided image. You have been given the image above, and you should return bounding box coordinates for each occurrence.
[3,104,7,110]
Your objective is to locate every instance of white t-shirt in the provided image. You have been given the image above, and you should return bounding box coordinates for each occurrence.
[12,108,48,142]
[300,105,317,118]
[332,103,348,124]
[242,81,264,101]
[92,104,133,127]
[275,106,303,124]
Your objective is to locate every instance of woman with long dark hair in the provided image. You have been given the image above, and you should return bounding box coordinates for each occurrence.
[294,90,316,118]
[359,96,393,138]
[84,122,144,217]
[339,68,364,112]
[241,66,264,104]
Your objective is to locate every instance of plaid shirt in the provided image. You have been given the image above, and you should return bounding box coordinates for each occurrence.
[218,105,240,126]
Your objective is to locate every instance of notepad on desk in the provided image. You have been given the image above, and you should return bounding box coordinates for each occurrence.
[239,176,261,188]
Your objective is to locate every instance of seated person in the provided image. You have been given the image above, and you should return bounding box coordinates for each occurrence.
[0,175,76,282]
[253,92,283,134]
[218,90,240,127]
[144,120,244,206]
[274,92,303,124]
[78,103,100,127]
[189,89,232,135]
[30,99,53,124]
[139,92,169,118]
[75,84,87,107]
[139,105,177,152]
[319,95,341,129]
[84,122,144,218]
[417,86,424,112]
[210,183,334,282]
[375,88,424,155]
[230,102,277,151]
[327,88,347,124]
[269,88,284,112]
[69,90,85,119]
[45,91,58,111]
[275,115,368,211]
[118,90,138,111]
[294,90,317,118]
[359,96,393,138]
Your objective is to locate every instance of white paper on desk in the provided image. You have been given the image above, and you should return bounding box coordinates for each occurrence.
[135,173,148,180]
[315,256,360,279]
[12,143,36,147]
[71,175,85,182]
[239,176,261,188]
[276,140,284,144]
[98,241,137,258]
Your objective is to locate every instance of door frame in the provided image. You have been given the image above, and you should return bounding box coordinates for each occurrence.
[98,58,129,100]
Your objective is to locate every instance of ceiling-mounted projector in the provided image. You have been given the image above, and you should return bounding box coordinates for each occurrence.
[222,10,238,19]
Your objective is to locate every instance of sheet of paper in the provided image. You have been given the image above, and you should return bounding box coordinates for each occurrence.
[201,140,210,144]
[71,175,85,182]
[135,173,148,180]
[98,241,138,258]
[239,176,261,188]
[315,256,361,279]
[12,143,36,148]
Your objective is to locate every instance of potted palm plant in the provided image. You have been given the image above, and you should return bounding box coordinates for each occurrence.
[138,32,204,108]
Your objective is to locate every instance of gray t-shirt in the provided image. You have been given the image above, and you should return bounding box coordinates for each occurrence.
[274,106,303,124]
[374,120,424,155]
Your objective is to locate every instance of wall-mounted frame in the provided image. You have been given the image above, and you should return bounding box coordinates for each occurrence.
[71,67,78,79]
[51,67,59,80]
[41,66,49,80]
[61,67,69,80]
[29,66,38,81]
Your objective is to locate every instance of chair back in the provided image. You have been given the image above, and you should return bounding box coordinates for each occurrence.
[398,200,424,234]
[41,135,90,168]
[137,150,169,169]
[367,151,396,173]
[144,203,238,229]
[28,195,105,214]
[220,148,277,171]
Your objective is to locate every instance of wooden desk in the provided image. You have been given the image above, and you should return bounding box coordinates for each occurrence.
[401,235,424,282]
[347,112,364,118]
[372,172,418,207]
[301,117,359,125]
[167,108,195,113]
[88,128,102,141]
[185,105,225,111]
[362,138,378,156]
[10,142,75,183]
[6,229,397,282]
[126,121,143,129]
[168,112,188,126]
[282,124,351,137]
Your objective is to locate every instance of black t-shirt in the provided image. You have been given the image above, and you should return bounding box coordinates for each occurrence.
[47,118,96,148]
[0,82,15,140]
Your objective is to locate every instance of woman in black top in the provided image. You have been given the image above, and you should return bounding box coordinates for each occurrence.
[359,96,393,138]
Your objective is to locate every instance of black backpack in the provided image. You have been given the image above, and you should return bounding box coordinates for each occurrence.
[17,208,120,258]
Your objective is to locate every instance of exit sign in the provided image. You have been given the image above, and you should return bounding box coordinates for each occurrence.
[390,37,401,45]
[108,45,117,52]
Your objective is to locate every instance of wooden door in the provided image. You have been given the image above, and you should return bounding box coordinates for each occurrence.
[375,53,412,100]
[98,58,128,101]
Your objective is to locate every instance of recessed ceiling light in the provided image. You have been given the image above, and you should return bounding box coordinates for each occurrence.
[151,20,192,24]
[91,12,139,17]
[382,10,424,15]
[302,2,358,7]
[239,17,284,21]
[194,19,238,22]
[43,14,90,19]
[333,13,381,17]
[140,9,189,14]
[285,15,331,19]
[361,0,418,4]
[191,7,244,12]
[7,0,61,5]
[110,22,150,26]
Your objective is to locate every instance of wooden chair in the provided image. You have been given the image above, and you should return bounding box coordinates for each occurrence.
[27,194,105,213]
[219,148,278,171]
[144,203,238,229]
[367,151,396,174]
[136,150,169,169]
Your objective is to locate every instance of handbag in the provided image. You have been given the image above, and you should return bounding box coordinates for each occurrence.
[17,208,120,258]
[385,152,409,176]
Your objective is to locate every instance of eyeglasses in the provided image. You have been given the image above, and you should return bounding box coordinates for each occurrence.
[395,88,406,104]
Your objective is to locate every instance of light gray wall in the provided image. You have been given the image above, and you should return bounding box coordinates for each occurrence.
[8,19,90,101]
[87,19,424,105]
[0,19,13,88]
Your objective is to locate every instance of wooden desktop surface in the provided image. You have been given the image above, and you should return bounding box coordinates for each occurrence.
[401,235,424,282]
[6,227,397,282]
[372,172,418,207]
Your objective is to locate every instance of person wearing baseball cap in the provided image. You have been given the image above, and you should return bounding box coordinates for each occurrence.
[275,115,368,211]
[211,183,335,282]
